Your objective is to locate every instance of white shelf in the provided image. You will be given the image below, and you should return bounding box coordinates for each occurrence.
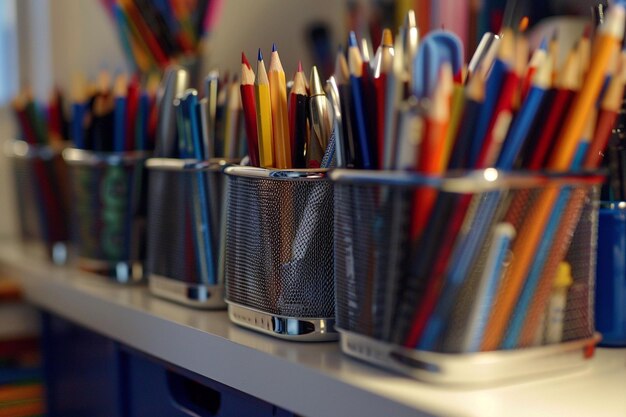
[1,243,625,417]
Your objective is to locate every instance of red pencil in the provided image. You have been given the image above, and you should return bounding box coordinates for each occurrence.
[374,29,394,169]
[527,45,580,169]
[240,52,260,167]
[125,76,140,150]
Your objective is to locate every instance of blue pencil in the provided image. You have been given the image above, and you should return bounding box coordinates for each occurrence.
[113,74,128,152]
[347,31,372,169]
[469,58,507,166]
[495,58,552,169]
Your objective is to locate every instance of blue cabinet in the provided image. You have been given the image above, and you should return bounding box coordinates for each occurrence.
[41,313,297,417]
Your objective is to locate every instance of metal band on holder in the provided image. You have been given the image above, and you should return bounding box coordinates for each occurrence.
[228,302,337,342]
[224,165,330,180]
[149,275,226,309]
[338,329,600,386]
[330,169,605,193]
[63,148,151,165]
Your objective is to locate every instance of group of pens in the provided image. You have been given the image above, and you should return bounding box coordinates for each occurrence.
[11,4,626,373]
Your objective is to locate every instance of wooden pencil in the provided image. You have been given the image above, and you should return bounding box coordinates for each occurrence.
[255,49,274,168]
[240,52,260,167]
[268,44,292,168]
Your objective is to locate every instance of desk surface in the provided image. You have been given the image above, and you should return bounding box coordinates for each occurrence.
[1,243,625,417]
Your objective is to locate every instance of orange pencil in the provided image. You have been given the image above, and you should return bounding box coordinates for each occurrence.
[481,4,625,351]
[584,51,626,168]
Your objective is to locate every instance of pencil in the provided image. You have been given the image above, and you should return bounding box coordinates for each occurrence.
[240,52,260,167]
[448,69,485,169]
[384,28,406,169]
[348,31,372,169]
[269,44,292,168]
[548,5,624,170]
[113,74,128,152]
[255,49,274,168]
[520,37,547,101]
[335,49,359,168]
[374,29,394,169]
[223,78,241,159]
[495,54,552,169]
[469,29,512,167]
[584,53,626,168]
[290,63,308,168]
[526,44,579,170]
[475,28,516,168]
[481,3,625,351]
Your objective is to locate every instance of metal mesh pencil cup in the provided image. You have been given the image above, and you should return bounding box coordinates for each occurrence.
[5,140,70,265]
[331,169,603,385]
[146,158,237,308]
[223,166,337,341]
[63,148,149,284]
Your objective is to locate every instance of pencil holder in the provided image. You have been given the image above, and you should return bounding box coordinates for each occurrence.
[331,169,603,385]
[63,148,149,284]
[5,140,70,265]
[595,202,626,346]
[145,157,238,308]
[223,166,337,341]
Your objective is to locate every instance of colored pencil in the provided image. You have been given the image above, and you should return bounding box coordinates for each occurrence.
[240,52,260,167]
[255,49,274,168]
[268,44,292,168]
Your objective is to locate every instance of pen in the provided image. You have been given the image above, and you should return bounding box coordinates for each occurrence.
[308,66,332,168]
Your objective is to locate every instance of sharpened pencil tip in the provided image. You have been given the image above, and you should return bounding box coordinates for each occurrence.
[298,61,303,72]
[242,52,250,67]
[539,36,548,50]
[348,31,358,47]
[272,43,277,52]
[258,48,263,61]
[382,28,393,46]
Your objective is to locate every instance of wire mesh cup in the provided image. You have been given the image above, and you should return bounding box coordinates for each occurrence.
[223,166,337,341]
[63,148,149,284]
[145,158,237,308]
[331,169,603,385]
[5,140,71,265]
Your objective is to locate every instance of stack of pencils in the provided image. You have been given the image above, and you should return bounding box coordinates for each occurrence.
[11,89,70,247]
[103,0,220,73]
[69,72,160,152]
[332,4,626,353]
[12,89,68,148]
[239,45,335,169]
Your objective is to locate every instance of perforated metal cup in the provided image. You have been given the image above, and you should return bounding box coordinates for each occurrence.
[145,158,237,308]
[223,166,336,341]
[5,140,70,264]
[331,169,602,355]
[63,148,149,283]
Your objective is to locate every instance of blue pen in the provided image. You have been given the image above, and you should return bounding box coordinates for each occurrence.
[72,101,87,149]
[347,31,371,169]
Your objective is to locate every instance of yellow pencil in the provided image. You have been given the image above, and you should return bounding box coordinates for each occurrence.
[268,44,292,168]
[255,49,274,168]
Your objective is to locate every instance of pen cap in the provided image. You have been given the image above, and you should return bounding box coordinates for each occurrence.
[553,262,573,289]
